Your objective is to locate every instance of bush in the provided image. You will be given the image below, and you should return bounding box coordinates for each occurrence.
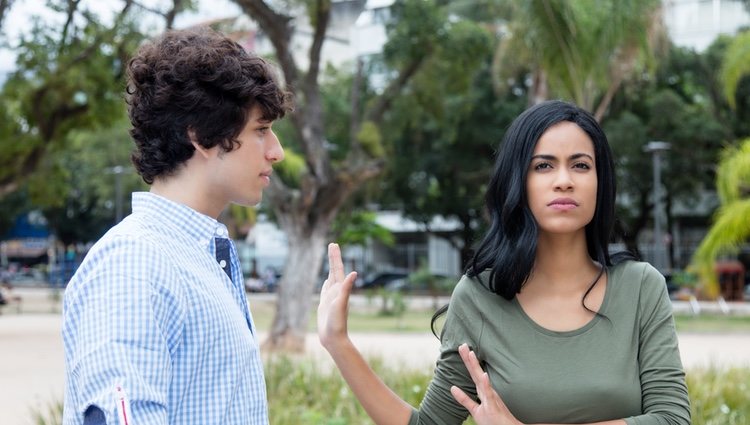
[33,362,749,424]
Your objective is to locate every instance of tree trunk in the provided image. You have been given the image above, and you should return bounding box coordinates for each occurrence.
[263,223,329,352]
[528,68,548,106]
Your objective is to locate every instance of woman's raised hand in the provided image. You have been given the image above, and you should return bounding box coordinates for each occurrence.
[451,344,524,425]
[317,243,358,350]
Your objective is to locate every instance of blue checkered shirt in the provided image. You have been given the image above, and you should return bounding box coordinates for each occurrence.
[62,192,267,424]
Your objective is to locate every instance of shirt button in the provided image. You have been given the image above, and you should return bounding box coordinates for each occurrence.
[216,228,226,236]
[219,260,227,268]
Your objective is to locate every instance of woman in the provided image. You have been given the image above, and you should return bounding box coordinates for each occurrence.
[318,100,690,425]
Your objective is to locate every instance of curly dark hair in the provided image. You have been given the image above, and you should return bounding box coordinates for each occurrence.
[126,27,291,184]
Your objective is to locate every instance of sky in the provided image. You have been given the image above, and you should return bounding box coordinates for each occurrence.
[0,0,242,79]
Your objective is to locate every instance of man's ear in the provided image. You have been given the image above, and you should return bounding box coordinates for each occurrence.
[188,129,215,159]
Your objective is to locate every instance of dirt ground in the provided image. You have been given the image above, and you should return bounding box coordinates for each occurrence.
[1,290,749,424]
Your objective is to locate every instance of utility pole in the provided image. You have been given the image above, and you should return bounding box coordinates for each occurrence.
[644,141,671,273]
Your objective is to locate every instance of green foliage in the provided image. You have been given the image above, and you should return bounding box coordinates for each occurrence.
[720,30,750,109]
[603,43,732,254]
[687,367,750,425]
[265,356,432,425]
[274,148,307,188]
[0,2,144,204]
[356,121,384,159]
[692,139,750,298]
[31,399,63,425]
[715,139,750,204]
[332,210,394,247]
[496,0,662,114]
[27,361,750,425]
[383,0,447,66]
[375,5,517,266]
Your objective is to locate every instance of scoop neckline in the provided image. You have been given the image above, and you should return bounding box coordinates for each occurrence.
[511,266,612,338]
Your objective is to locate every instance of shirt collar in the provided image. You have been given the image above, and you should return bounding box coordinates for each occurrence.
[131,192,230,249]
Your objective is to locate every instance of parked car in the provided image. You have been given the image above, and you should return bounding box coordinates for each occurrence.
[356,270,409,291]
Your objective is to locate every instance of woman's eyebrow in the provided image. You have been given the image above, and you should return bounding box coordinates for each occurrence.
[530,153,594,162]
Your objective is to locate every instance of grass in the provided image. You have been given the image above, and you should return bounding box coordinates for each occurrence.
[687,367,750,425]
[31,362,750,425]
[270,362,749,425]
[674,314,750,333]
[248,296,750,334]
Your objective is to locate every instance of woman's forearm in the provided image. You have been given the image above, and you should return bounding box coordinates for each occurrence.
[324,336,413,425]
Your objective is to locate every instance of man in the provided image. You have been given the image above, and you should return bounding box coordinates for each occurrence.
[62,27,289,424]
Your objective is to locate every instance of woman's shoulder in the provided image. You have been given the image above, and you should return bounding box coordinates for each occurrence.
[609,260,667,298]
[452,270,493,298]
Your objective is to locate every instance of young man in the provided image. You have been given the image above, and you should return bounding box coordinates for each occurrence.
[62,28,289,424]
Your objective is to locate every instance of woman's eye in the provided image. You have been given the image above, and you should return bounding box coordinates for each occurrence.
[534,162,552,171]
[573,162,591,170]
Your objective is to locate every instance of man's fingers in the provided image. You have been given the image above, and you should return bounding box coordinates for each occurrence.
[450,385,478,413]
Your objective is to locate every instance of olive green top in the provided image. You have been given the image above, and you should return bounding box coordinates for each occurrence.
[408,261,690,425]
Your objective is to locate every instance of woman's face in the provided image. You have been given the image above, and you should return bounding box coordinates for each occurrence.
[525,121,597,237]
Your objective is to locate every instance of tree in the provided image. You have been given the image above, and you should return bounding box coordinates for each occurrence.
[380,59,527,268]
[0,0,194,202]
[720,30,750,110]
[604,45,730,259]
[0,0,143,200]
[692,29,750,298]
[692,139,750,298]
[230,0,456,351]
[493,0,665,121]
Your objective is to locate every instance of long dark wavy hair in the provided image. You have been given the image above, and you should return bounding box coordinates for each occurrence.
[432,100,633,336]
[126,27,291,184]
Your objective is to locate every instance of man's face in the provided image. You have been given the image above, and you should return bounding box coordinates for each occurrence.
[207,106,285,207]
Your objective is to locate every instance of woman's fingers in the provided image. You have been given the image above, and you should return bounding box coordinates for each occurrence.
[458,344,486,397]
[451,385,478,413]
[328,243,346,282]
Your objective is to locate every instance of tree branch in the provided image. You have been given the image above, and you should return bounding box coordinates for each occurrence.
[232,0,299,89]
[305,0,330,91]
[0,0,15,33]
[366,55,426,125]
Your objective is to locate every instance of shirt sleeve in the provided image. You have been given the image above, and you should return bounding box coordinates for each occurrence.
[63,237,185,425]
[625,264,691,425]
[408,276,484,425]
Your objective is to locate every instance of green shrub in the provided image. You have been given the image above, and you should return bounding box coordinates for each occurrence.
[33,363,749,424]
[687,367,750,425]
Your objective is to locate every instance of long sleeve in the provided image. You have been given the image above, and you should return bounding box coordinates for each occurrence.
[63,237,184,425]
[625,264,691,425]
[408,276,484,425]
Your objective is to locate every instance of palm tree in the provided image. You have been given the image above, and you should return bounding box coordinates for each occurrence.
[692,139,750,299]
[720,30,750,109]
[693,30,750,298]
[492,0,665,121]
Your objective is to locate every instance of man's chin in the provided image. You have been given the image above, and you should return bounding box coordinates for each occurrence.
[233,195,262,208]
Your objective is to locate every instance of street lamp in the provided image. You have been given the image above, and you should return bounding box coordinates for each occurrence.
[643,141,671,273]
